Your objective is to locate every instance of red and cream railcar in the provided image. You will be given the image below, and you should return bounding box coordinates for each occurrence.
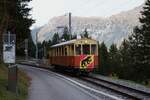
[49,38,99,73]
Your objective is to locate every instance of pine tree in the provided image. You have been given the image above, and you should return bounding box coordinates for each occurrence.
[71,34,77,39]
[28,33,36,58]
[52,33,60,45]
[83,28,89,38]
[0,0,34,60]
[0,0,16,60]
[61,26,71,41]
[37,42,43,59]
[119,39,132,79]
[99,42,109,75]
[129,0,150,82]
[45,40,52,58]
[109,43,120,76]
[15,0,34,48]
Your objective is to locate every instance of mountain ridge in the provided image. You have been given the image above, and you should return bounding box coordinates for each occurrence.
[32,4,143,46]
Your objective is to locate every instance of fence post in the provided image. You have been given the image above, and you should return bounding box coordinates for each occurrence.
[8,64,18,94]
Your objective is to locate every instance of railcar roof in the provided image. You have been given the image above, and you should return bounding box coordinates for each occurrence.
[51,38,97,48]
[51,39,76,48]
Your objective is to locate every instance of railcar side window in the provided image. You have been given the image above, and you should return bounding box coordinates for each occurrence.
[62,47,64,56]
[54,48,56,56]
[91,44,96,54]
[65,48,67,56]
[76,45,81,55]
[71,45,74,55]
[83,44,90,55]
[57,48,58,56]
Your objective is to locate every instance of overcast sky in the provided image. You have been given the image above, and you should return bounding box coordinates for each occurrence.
[29,0,145,28]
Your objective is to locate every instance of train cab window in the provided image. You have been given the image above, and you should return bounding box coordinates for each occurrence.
[76,45,81,55]
[83,44,90,55]
[91,44,97,54]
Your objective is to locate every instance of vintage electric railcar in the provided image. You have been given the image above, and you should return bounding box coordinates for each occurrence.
[49,38,99,74]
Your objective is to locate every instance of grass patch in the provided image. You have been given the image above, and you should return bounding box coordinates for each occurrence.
[0,63,30,100]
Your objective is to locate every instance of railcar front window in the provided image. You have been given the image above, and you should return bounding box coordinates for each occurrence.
[76,45,81,55]
[91,44,96,54]
[83,44,90,55]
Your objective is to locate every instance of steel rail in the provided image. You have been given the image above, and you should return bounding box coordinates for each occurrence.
[80,76,150,100]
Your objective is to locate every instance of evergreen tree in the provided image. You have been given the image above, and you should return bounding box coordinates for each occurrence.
[46,40,52,58]
[109,43,120,76]
[129,0,150,82]
[28,33,36,58]
[63,26,69,34]
[83,28,89,38]
[119,39,132,79]
[15,0,34,55]
[52,33,60,45]
[99,42,109,75]
[36,42,43,59]
[61,33,71,41]
[61,26,71,41]
[71,34,77,39]
[0,0,16,59]
[0,0,34,60]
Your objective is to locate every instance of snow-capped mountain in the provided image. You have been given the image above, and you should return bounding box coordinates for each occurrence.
[32,5,143,46]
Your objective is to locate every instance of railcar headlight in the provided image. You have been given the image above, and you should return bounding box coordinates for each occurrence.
[85,40,87,43]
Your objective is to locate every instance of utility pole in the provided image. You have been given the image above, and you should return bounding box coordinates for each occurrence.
[69,12,72,39]
[36,32,38,60]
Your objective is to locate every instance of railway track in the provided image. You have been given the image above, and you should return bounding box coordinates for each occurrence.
[19,62,150,99]
[80,76,150,100]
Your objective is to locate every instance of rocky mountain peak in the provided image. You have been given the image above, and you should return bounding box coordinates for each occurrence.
[32,4,143,46]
